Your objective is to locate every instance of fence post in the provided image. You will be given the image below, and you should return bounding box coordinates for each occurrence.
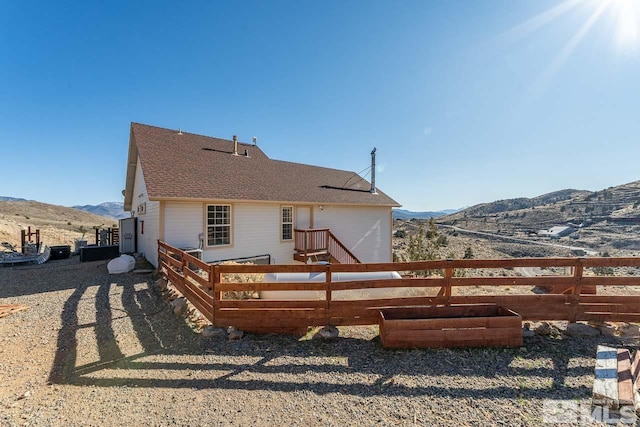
[572,258,584,295]
[444,265,453,306]
[181,257,187,276]
[213,264,221,309]
[325,264,332,324]
[570,258,584,322]
[206,263,216,324]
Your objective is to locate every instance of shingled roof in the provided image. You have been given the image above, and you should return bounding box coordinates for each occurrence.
[124,123,400,210]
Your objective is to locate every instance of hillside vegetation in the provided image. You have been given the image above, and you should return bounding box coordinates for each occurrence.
[437,180,640,252]
[0,200,117,248]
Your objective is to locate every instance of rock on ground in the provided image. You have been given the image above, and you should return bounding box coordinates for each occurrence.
[565,322,601,338]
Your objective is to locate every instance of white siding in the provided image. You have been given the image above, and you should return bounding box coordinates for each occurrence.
[164,202,203,249]
[132,159,159,267]
[158,200,391,265]
[163,201,296,265]
[296,206,311,229]
[314,205,392,263]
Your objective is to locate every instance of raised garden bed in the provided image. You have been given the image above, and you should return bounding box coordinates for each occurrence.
[379,304,523,349]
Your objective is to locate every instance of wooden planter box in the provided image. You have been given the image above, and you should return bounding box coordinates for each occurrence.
[379,304,523,349]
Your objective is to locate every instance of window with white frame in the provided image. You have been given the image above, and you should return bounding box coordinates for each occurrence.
[281,206,293,241]
[206,205,231,246]
[136,202,146,215]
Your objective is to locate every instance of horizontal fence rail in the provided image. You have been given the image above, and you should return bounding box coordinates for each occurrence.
[157,240,640,332]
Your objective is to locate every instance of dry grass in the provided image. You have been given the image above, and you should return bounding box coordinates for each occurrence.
[0,200,115,248]
[219,261,264,300]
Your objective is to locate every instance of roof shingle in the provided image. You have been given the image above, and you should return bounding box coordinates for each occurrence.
[126,123,400,207]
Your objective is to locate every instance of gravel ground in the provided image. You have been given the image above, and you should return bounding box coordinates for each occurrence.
[0,257,637,426]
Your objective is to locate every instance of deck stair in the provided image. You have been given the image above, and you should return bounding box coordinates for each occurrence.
[293,228,360,264]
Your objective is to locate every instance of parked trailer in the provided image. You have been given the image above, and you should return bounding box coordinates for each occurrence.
[259,271,406,300]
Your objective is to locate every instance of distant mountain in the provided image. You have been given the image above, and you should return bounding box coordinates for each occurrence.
[455,189,592,217]
[72,202,129,220]
[0,196,27,202]
[439,180,640,234]
[393,208,461,220]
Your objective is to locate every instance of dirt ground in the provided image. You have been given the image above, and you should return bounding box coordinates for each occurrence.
[0,257,638,426]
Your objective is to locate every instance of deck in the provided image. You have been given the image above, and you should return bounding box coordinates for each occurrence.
[293,228,360,264]
[158,241,640,338]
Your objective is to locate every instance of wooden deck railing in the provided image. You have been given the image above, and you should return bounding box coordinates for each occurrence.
[327,230,361,264]
[158,240,640,332]
[294,228,328,258]
[294,229,360,264]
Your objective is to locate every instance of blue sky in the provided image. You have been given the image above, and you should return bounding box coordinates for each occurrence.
[1,0,639,211]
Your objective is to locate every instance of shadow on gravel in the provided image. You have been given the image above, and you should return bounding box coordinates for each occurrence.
[0,258,107,299]
[47,268,612,400]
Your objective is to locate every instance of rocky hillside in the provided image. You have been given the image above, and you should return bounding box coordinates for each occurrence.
[458,189,592,217]
[437,180,640,252]
[0,200,116,248]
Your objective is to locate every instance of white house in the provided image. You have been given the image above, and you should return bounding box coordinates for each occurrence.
[538,226,576,240]
[123,123,401,267]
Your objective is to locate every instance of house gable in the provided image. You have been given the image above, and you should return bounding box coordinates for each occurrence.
[123,122,400,265]
[125,123,400,208]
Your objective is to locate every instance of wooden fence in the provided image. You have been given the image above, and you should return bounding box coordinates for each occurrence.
[158,240,640,333]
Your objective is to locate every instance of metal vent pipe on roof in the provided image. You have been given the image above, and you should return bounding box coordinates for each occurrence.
[232,135,238,156]
[370,147,377,194]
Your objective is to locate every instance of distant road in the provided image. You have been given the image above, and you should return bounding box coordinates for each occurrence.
[437,224,598,255]
[396,219,597,256]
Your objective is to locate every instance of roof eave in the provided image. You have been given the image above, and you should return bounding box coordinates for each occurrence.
[147,195,401,208]
[123,125,138,211]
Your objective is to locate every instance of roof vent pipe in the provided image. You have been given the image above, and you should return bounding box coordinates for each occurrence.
[232,135,238,156]
[252,136,257,146]
[370,147,377,194]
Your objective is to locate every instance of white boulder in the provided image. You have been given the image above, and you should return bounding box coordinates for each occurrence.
[107,255,136,274]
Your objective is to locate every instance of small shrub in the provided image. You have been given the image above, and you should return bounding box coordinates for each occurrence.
[219,261,263,300]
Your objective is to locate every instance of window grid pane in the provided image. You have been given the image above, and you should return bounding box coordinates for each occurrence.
[282,224,292,241]
[282,207,292,223]
[281,206,293,241]
[207,205,231,245]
